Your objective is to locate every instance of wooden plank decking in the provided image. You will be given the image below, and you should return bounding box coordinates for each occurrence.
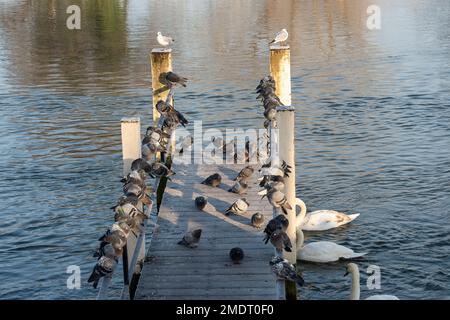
[135,162,277,300]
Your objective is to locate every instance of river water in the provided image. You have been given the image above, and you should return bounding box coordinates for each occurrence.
[0,0,449,299]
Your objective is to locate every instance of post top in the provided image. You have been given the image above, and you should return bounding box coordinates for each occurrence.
[151,48,173,53]
[269,44,290,51]
[121,117,140,123]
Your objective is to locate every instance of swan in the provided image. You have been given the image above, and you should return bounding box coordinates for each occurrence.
[295,198,360,231]
[296,229,367,263]
[346,263,399,300]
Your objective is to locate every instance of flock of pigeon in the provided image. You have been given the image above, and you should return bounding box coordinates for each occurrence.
[178,75,305,287]
[88,71,189,289]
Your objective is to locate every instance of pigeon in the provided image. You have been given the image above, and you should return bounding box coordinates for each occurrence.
[259,175,285,191]
[156,31,174,47]
[149,162,175,178]
[264,106,277,121]
[234,165,254,181]
[201,173,222,187]
[178,229,202,248]
[263,215,289,244]
[262,187,292,215]
[228,180,248,195]
[270,230,292,252]
[142,142,164,160]
[155,100,188,127]
[225,198,249,216]
[229,247,244,264]
[251,212,265,228]
[93,242,118,259]
[195,196,207,210]
[163,71,188,88]
[269,29,289,45]
[211,136,224,150]
[98,225,129,251]
[145,126,170,143]
[269,256,304,286]
[131,158,152,173]
[88,256,117,289]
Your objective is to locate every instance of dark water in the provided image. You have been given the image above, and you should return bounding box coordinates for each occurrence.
[0,0,449,299]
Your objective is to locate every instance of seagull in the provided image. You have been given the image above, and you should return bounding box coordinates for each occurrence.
[269,29,288,45]
[195,196,207,210]
[251,212,265,228]
[234,165,254,181]
[229,247,244,264]
[225,198,249,216]
[270,229,292,252]
[156,31,174,47]
[88,256,117,289]
[228,180,248,195]
[201,173,222,187]
[269,256,304,286]
[178,229,202,248]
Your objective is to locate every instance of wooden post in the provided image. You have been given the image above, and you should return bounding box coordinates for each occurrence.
[120,117,145,298]
[270,44,297,300]
[121,117,141,176]
[151,49,173,125]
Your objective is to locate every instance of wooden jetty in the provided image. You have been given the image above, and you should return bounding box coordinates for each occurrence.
[134,163,278,300]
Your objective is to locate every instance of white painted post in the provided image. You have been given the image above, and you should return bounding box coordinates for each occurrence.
[270,44,297,300]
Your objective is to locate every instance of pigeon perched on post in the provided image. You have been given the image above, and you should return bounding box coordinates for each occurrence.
[195,196,207,210]
[178,229,202,248]
[270,230,292,252]
[150,162,175,178]
[269,256,304,287]
[229,247,244,264]
[201,173,222,187]
[88,256,117,289]
[162,71,188,88]
[251,212,265,228]
[259,186,292,215]
[225,198,249,216]
[263,215,289,244]
[155,100,188,127]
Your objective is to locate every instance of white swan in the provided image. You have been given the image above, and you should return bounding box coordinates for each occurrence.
[296,229,367,263]
[346,263,399,300]
[295,198,360,231]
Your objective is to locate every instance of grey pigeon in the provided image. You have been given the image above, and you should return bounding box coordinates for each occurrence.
[270,230,292,252]
[88,256,117,289]
[163,71,188,88]
[251,212,265,228]
[270,256,304,286]
[228,180,248,195]
[225,198,249,216]
[263,215,289,244]
[201,173,221,187]
[234,165,254,181]
[261,186,292,215]
[178,229,202,248]
[155,100,188,127]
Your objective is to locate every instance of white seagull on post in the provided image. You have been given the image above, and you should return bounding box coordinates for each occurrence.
[269,29,288,45]
[157,32,174,47]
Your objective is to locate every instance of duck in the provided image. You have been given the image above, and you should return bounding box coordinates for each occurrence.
[345,263,399,300]
[296,229,367,263]
[295,198,359,231]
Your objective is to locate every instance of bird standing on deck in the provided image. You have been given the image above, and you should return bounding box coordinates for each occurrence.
[229,247,244,264]
[225,198,249,216]
[178,229,202,248]
[269,29,288,45]
[251,212,265,228]
[195,196,207,210]
[234,165,254,181]
[259,186,292,215]
[228,180,248,195]
[201,173,222,187]
[269,256,304,286]
[156,31,174,47]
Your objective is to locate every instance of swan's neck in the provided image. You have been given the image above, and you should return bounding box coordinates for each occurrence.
[295,198,307,227]
[350,266,361,300]
[295,228,304,248]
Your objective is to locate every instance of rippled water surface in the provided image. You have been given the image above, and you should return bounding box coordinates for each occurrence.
[0,0,449,299]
